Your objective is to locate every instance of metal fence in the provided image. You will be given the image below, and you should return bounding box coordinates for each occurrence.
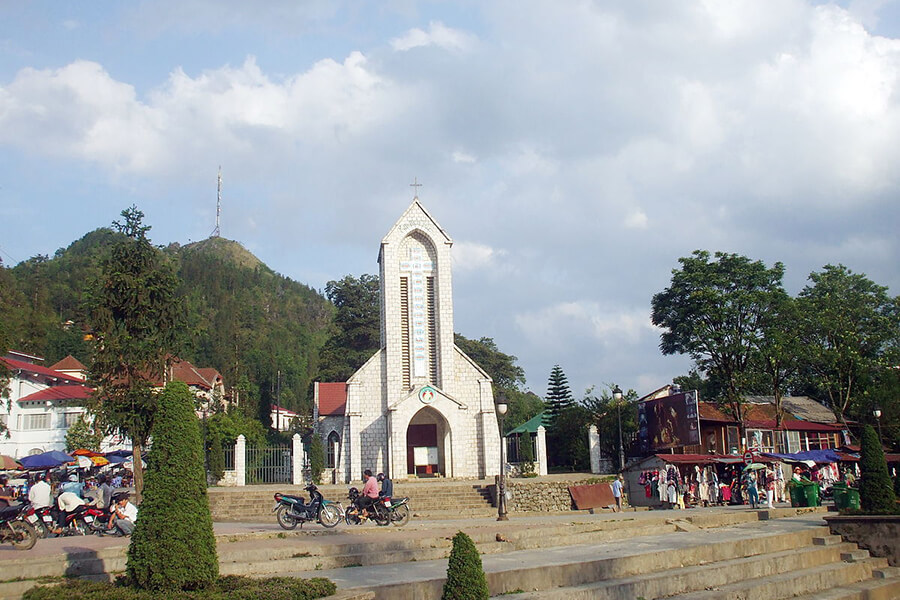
[224,447,234,471]
[246,445,292,484]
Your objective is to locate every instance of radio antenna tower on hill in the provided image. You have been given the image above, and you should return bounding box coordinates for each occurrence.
[211,166,222,238]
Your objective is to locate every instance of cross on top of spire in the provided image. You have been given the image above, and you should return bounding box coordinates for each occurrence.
[410,177,423,199]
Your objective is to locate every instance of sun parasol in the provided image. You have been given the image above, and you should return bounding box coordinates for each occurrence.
[90,456,110,467]
[743,463,766,471]
[0,454,23,470]
[19,451,75,469]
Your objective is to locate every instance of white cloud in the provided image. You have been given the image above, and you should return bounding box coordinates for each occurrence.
[515,302,657,348]
[624,209,649,230]
[452,241,507,272]
[451,150,476,164]
[390,21,476,53]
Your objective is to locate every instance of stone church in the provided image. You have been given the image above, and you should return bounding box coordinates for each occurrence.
[314,198,501,483]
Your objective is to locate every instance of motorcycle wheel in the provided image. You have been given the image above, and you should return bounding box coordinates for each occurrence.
[391,504,411,527]
[9,521,38,551]
[344,505,361,525]
[275,505,298,530]
[318,504,342,528]
[372,506,390,527]
[74,520,90,536]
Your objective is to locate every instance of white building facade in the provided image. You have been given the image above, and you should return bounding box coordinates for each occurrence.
[315,200,501,483]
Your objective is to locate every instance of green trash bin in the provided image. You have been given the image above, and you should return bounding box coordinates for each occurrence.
[789,484,805,507]
[832,484,848,509]
[802,482,820,507]
[845,488,860,510]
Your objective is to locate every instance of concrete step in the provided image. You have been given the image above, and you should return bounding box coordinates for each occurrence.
[664,558,889,600]
[500,543,861,599]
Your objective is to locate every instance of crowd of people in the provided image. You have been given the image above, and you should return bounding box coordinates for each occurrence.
[0,469,138,537]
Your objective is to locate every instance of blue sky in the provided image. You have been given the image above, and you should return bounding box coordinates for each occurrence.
[2,0,899,400]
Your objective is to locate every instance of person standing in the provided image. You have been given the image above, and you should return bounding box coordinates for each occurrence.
[765,467,776,509]
[743,470,759,509]
[611,475,624,512]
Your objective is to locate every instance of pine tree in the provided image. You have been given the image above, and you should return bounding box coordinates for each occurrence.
[544,365,573,425]
[442,531,489,600]
[859,424,897,513]
[126,381,219,590]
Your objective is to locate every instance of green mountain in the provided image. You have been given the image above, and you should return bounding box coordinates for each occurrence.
[0,230,333,421]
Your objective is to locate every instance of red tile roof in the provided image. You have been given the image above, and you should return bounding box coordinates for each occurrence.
[1,357,83,385]
[317,382,347,416]
[698,403,734,422]
[271,404,300,417]
[49,355,87,372]
[18,384,93,402]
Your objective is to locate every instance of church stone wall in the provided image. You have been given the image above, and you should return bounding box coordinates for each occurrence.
[346,350,388,482]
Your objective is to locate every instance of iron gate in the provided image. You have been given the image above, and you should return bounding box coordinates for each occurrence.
[246,445,292,484]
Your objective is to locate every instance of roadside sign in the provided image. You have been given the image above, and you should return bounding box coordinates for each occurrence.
[743,451,753,465]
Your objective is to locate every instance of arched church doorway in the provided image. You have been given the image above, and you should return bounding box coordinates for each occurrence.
[406,407,450,477]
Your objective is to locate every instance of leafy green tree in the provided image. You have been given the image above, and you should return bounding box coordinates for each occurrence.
[442,531,489,600]
[517,429,536,476]
[750,293,803,428]
[797,264,900,425]
[64,415,103,452]
[315,274,380,383]
[544,365,574,425]
[858,424,897,513]
[584,385,639,466]
[308,435,325,484]
[85,206,184,501]
[651,250,785,441]
[126,381,218,590]
[205,411,267,448]
[503,390,545,435]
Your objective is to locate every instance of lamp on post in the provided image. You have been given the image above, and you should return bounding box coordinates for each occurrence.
[495,394,509,521]
[873,406,883,441]
[613,385,625,472]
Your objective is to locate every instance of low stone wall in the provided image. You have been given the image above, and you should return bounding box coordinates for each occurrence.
[507,480,578,512]
[824,515,900,566]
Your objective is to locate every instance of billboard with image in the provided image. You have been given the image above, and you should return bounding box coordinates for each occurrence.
[637,390,700,452]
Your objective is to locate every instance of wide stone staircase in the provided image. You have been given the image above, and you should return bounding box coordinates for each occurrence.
[207,480,496,521]
[5,509,898,600]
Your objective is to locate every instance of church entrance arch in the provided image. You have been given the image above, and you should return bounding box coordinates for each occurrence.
[406,406,450,477]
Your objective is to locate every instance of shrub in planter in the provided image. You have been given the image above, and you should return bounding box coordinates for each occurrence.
[442,531,489,600]
[126,381,219,590]
[859,424,897,513]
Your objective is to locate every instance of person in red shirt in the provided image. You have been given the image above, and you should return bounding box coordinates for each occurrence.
[360,469,379,515]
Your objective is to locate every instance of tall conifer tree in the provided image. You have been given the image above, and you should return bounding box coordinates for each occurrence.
[544,364,573,425]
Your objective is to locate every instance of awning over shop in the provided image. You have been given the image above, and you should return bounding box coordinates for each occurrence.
[761,449,845,464]
[650,454,744,465]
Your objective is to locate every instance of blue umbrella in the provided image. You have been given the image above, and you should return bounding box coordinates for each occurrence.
[19,450,75,469]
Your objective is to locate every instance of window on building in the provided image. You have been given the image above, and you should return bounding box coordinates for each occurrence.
[18,413,51,430]
[780,430,801,453]
[0,414,7,429]
[326,431,340,468]
[726,426,740,454]
[62,412,81,428]
[747,429,775,452]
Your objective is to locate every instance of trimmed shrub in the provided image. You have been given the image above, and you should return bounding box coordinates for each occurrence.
[125,381,219,590]
[518,433,535,477]
[442,531,489,600]
[859,424,897,513]
[308,435,325,485]
[894,472,900,498]
[23,575,336,600]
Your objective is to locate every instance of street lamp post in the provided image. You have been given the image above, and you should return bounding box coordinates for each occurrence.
[613,386,625,471]
[873,406,883,441]
[496,394,509,521]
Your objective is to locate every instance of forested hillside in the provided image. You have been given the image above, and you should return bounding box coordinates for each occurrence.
[0,230,333,422]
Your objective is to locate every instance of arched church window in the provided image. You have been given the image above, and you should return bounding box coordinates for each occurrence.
[326,431,340,468]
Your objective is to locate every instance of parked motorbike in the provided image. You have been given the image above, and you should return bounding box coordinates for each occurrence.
[381,494,412,527]
[0,503,38,550]
[344,487,409,526]
[273,484,342,530]
[30,504,58,538]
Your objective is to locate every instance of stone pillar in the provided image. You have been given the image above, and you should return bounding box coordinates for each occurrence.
[589,424,601,474]
[292,433,304,485]
[235,434,246,487]
[536,426,548,476]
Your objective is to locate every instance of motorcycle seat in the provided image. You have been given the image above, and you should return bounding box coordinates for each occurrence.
[0,504,20,519]
[281,494,305,503]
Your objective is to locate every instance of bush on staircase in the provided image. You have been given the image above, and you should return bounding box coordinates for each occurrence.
[442,531,489,600]
[859,424,897,513]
